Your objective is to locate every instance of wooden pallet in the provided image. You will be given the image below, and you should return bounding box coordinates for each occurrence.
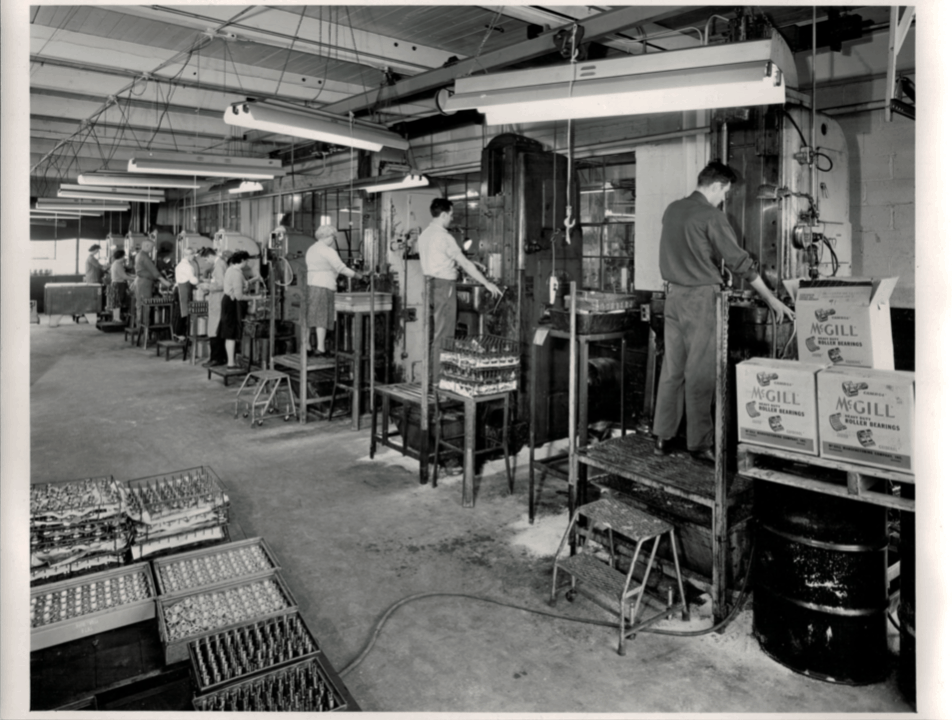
[736,443,914,512]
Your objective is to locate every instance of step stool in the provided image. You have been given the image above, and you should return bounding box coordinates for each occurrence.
[550,496,689,656]
[234,370,298,426]
[156,337,188,361]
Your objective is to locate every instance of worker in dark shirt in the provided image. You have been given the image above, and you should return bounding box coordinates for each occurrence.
[653,160,795,464]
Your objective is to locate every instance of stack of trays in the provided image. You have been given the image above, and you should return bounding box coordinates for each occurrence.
[151,538,278,596]
[439,335,520,398]
[30,563,156,651]
[126,467,229,560]
[191,655,352,712]
[30,476,132,584]
[157,570,296,663]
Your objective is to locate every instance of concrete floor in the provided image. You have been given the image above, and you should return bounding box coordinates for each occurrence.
[26,318,916,714]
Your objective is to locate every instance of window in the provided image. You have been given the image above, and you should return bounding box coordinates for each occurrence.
[441,173,481,246]
[577,157,635,292]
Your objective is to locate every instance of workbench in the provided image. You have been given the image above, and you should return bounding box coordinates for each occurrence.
[577,432,752,623]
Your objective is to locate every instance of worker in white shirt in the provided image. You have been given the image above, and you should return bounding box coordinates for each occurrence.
[418,197,501,381]
[174,246,201,338]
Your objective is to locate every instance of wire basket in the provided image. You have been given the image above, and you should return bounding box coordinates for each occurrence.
[192,655,349,712]
[126,466,229,526]
[187,610,321,694]
[439,335,520,370]
[189,301,209,316]
[565,290,639,313]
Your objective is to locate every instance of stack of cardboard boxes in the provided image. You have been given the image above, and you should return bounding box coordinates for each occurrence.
[736,278,914,474]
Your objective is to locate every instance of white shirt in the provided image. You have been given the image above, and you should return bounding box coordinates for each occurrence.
[306,241,349,290]
[175,257,200,285]
[418,220,464,280]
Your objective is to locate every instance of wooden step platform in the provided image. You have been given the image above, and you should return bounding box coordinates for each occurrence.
[96,320,126,333]
[736,443,915,512]
[207,364,253,387]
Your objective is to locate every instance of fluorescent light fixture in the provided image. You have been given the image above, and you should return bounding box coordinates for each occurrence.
[31,213,95,220]
[59,184,159,197]
[447,189,479,200]
[224,100,410,153]
[442,35,795,124]
[361,174,429,194]
[36,200,128,212]
[78,172,205,189]
[228,181,264,195]
[59,188,166,203]
[128,154,286,179]
[581,181,616,195]
[31,207,105,216]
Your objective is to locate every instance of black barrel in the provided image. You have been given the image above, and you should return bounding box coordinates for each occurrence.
[753,482,889,685]
[898,484,915,707]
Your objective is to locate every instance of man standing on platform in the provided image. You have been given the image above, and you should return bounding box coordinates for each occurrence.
[418,198,501,382]
[652,160,794,464]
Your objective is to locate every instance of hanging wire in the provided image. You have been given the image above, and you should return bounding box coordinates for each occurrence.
[275,6,308,96]
[466,7,505,77]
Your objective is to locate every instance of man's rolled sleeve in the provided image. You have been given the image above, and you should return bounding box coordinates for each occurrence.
[708,214,760,284]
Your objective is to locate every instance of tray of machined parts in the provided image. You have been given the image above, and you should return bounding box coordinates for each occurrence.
[192,653,356,712]
[31,476,132,582]
[31,562,156,651]
[157,570,297,664]
[187,609,321,694]
[152,537,279,597]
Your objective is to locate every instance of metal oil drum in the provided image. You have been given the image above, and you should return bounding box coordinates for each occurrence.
[753,482,888,685]
[898,485,916,707]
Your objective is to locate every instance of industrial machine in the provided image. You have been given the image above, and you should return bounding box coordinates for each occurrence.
[474,133,583,443]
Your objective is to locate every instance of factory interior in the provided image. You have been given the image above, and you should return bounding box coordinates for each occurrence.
[2,2,949,717]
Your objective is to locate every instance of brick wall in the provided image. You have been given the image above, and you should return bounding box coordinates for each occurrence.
[817,76,915,308]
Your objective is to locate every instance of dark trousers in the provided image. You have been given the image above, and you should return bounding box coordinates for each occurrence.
[652,284,718,452]
[428,277,457,383]
[209,337,227,364]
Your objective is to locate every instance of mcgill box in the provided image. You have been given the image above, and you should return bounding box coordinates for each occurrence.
[736,358,827,455]
[816,366,915,473]
[783,277,897,370]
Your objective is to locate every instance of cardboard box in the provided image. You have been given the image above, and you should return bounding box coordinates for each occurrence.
[736,358,827,455]
[816,366,915,473]
[783,277,897,370]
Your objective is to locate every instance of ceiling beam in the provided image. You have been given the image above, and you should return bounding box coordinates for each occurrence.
[483,6,701,53]
[30,28,367,105]
[97,5,453,76]
[319,6,686,116]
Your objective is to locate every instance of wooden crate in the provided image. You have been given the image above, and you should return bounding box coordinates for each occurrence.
[737,443,915,512]
[156,570,297,664]
[151,537,279,597]
[31,562,156,651]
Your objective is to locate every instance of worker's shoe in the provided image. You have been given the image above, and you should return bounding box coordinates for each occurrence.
[653,436,673,456]
[690,447,717,465]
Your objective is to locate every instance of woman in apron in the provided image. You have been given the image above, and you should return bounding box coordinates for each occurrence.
[200,248,231,367]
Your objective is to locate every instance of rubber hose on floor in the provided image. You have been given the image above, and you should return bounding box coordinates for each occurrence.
[339,547,755,676]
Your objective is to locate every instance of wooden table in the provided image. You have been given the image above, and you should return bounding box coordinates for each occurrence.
[433,388,513,508]
[370,382,441,467]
